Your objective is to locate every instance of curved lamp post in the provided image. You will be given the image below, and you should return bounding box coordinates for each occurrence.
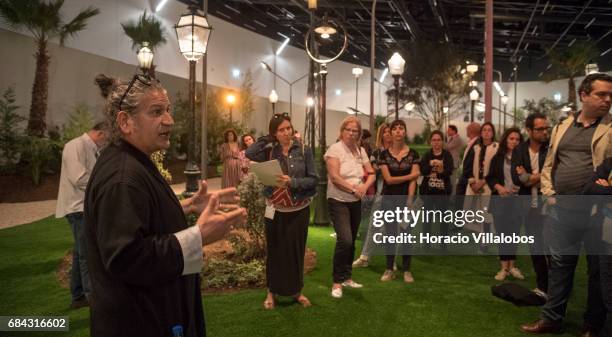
[388,52,406,120]
[305,13,348,226]
[175,5,212,195]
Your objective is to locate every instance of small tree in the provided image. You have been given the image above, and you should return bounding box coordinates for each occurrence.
[0,87,25,170]
[61,104,93,142]
[238,70,256,123]
[0,0,99,137]
[521,98,565,125]
[121,10,167,77]
[541,41,598,109]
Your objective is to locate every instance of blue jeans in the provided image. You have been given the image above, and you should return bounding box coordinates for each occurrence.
[541,205,605,330]
[66,212,91,301]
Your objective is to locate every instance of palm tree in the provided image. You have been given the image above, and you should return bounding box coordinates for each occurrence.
[0,0,99,137]
[542,41,598,109]
[121,10,167,77]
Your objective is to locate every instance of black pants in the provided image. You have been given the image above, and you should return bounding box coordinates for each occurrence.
[600,249,612,337]
[328,198,361,283]
[525,206,549,292]
[423,196,450,249]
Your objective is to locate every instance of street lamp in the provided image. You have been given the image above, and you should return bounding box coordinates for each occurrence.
[388,52,406,120]
[443,106,449,130]
[404,101,415,115]
[226,93,236,123]
[352,67,363,110]
[466,63,479,75]
[269,89,278,114]
[585,63,599,75]
[261,60,308,116]
[305,13,348,226]
[175,5,212,194]
[470,88,479,122]
[137,42,154,76]
[501,94,509,130]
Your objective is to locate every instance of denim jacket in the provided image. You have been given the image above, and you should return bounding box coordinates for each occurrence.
[245,136,318,201]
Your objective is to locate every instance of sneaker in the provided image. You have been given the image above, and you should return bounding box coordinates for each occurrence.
[331,287,343,299]
[352,257,369,268]
[532,288,548,300]
[380,270,395,282]
[509,267,525,280]
[341,280,363,288]
[403,272,415,283]
[494,269,509,281]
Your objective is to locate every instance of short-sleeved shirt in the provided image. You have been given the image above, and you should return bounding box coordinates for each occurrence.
[325,141,369,202]
[379,148,420,195]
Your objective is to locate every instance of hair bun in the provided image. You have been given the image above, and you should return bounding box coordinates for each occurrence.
[94,74,117,99]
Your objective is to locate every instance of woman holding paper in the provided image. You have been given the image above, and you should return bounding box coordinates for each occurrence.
[245,113,318,310]
[325,116,376,299]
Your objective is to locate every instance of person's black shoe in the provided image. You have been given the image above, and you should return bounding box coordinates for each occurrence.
[578,324,600,337]
[70,296,89,309]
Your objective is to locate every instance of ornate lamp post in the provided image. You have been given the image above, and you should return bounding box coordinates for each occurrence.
[470,89,479,122]
[352,67,363,110]
[175,5,212,194]
[388,52,406,120]
[137,42,154,76]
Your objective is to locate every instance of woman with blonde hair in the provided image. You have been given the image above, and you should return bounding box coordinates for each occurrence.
[353,122,392,268]
[326,116,376,298]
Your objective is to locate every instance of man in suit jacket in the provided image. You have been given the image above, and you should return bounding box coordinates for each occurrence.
[511,112,550,299]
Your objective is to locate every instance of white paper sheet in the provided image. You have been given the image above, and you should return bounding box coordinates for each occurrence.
[249,160,283,186]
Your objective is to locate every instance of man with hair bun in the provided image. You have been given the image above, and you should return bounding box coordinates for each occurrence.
[84,74,246,337]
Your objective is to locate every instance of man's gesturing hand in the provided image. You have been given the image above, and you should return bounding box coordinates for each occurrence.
[188,180,240,215]
[197,194,247,246]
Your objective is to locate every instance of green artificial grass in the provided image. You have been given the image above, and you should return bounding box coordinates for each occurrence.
[0,216,591,337]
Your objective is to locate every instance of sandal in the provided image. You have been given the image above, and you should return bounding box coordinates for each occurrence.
[263,296,275,310]
[295,294,311,308]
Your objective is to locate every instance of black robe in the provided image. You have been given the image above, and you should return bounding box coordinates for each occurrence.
[84,140,205,337]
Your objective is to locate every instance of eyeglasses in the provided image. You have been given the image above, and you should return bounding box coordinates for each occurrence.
[118,74,158,111]
[343,128,360,134]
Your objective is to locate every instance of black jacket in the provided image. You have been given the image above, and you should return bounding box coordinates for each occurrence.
[84,140,205,337]
[510,140,549,195]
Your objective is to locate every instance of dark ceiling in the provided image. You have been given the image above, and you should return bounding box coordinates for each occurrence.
[178,0,612,81]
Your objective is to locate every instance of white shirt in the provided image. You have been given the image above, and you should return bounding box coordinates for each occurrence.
[55,133,99,217]
[324,141,369,202]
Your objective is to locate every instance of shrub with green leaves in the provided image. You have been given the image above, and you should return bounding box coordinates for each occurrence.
[151,150,172,183]
[233,173,266,260]
[0,87,26,172]
[201,257,265,290]
[19,136,61,185]
[61,104,94,142]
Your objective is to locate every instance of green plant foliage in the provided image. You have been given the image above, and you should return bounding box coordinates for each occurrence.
[201,258,265,290]
[151,150,172,183]
[120,10,167,51]
[19,136,61,186]
[0,87,26,172]
[61,104,94,142]
[233,173,266,260]
[521,98,565,125]
[238,70,256,122]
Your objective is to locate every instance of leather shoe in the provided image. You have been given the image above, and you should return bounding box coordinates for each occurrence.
[578,329,598,337]
[520,319,562,334]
